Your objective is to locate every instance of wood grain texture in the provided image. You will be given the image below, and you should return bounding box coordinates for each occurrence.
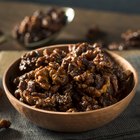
[0,1,140,50]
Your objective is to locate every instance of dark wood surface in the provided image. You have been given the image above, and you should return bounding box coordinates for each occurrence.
[0,1,140,50]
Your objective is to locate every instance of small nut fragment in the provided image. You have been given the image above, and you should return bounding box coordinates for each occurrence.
[13,8,67,45]
[13,43,133,112]
[121,29,140,48]
[0,119,11,129]
[86,26,106,41]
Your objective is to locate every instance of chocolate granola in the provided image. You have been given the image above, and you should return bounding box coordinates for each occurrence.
[13,43,133,112]
[13,8,67,45]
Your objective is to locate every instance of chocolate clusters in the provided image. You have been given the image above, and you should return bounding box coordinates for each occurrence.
[0,88,11,129]
[0,119,11,129]
[13,8,67,45]
[121,30,140,48]
[13,43,133,112]
[86,26,106,41]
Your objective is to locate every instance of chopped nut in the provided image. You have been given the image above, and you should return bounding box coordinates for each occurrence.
[121,30,140,48]
[13,43,133,112]
[13,8,67,45]
[0,119,11,129]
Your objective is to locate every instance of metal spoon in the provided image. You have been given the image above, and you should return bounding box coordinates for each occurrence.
[24,7,75,49]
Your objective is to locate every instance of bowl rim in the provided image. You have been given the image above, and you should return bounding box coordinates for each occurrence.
[3,44,138,115]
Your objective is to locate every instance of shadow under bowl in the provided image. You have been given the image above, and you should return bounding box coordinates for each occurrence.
[3,44,138,132]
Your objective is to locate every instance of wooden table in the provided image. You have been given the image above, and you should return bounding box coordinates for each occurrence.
[0,1,140,50]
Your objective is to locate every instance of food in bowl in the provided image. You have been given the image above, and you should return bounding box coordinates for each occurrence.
[13,8,67,46]
[3,43,137,132]
[13,43,133,112]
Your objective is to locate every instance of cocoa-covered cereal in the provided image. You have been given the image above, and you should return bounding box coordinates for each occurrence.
[121,30,140,48]
[13,8,67,46]
[13,43,133,112]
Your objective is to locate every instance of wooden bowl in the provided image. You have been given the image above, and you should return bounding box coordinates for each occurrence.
[3,44,138,132]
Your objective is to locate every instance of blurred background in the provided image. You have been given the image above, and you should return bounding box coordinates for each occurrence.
[0,0,140,50]
[1,0,140,14]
